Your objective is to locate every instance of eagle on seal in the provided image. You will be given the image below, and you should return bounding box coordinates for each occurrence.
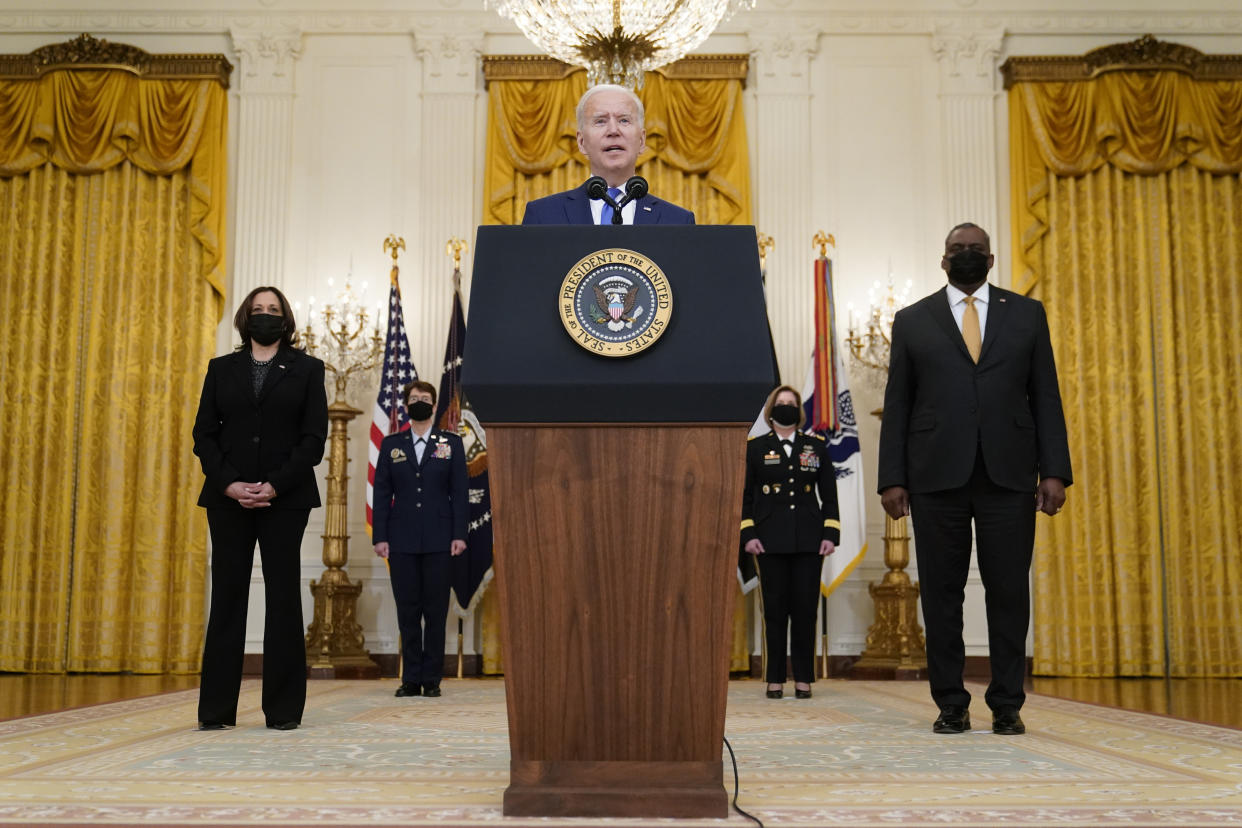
[593,283,639,329]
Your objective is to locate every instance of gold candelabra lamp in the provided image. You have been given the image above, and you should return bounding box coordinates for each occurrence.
[845,271,927,678]
[298,258,388,678]
[844,274,912,387]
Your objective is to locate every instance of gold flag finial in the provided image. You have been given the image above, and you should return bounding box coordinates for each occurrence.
[445,237,468,270]
[756,231,775,270]
[383,235,406,264]
[813,231,835,258]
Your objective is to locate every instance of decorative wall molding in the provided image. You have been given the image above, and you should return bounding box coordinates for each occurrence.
[932,26,1005,85]
[4,10,1242,42]
[1001,34,1242,87]
[414,30,483,91]
[229,29,302,95]
[748,31,821,94]
[0,31,231,84]
[481,53,749,85]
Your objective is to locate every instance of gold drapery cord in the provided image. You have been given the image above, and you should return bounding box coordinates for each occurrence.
[0,54,227,672]
[479,67,755,673]
[1008,43,1242,676]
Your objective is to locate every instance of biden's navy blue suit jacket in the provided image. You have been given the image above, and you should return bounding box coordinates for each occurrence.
[372,428,468,555]
[522,182,695,225]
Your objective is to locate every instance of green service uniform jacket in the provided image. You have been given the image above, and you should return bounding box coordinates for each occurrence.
[740,430,841,554]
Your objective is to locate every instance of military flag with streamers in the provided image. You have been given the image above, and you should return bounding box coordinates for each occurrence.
[366,263,418,538]
[434,267,494,616]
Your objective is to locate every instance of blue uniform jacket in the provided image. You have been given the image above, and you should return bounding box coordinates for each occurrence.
[372,428,468,555]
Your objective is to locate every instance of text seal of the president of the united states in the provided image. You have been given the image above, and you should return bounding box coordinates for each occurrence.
[558,248,673,357]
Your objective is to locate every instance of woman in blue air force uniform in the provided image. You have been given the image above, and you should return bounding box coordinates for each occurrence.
[372,380,468,697]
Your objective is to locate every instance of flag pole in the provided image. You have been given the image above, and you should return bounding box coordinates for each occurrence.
[457,618,465,679]
[820,595,829,679]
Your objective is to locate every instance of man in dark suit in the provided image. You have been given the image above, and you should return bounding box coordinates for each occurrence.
[877,223,1072,736]
[521,83,695,226]
[372,380,468,698]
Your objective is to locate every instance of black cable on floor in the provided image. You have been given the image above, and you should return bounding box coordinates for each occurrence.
[723,735,764,828]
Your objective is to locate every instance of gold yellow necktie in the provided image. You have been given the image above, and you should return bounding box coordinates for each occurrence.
[962,296,981,363]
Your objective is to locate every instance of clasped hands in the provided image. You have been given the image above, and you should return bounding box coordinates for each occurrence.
[226,481,276,509]
[745,538,835,557]
[373,539,467,559]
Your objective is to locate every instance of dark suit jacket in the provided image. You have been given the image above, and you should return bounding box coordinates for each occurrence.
[372,428,468,555]
[877,285,1072,495]
[741,431,841,555]
[521,183,695,225]
[193,348,329,509]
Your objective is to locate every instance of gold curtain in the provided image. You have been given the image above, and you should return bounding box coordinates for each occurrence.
[1011,69,1242,676]
[0,66,227,672]
[484,70,752,226]
[480,68,755,673]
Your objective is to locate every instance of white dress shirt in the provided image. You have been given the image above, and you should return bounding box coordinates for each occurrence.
[946,281,990,341]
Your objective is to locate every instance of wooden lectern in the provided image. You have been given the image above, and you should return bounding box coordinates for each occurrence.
[463,226,776,818]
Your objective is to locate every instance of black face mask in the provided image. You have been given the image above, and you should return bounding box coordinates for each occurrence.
[770,403,800,427]
[408,400,434,421]
[946,248,990,286]
[248,313,285,346]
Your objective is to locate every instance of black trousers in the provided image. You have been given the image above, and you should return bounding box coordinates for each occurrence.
[909,452,1034,712]
[757,551,823,684]
[388,551,451,686]
[200,508,309,726]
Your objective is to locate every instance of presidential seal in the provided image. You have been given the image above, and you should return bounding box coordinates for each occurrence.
[558,248,673,357]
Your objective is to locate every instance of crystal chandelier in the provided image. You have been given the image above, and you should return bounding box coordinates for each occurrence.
[488,0,755,89]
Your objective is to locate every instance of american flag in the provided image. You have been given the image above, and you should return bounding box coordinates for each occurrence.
[366,264,418,537]
[435,267,494,615]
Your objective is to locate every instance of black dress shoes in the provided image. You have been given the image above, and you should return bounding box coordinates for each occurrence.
[992,707,1026,735]
[765,686,783,699]
[197,722,227,731]
[267,721,299,730]
[933,705,971,733]
[794,687,812,699]
[422,684,442,698]
[394,683,421,697]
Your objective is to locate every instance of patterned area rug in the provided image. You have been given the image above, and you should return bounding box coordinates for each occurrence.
[2,679,1241,827]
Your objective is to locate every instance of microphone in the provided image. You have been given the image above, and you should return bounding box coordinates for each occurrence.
[618,176,648,208]
[585,175,624,225]
[614,177,648,223]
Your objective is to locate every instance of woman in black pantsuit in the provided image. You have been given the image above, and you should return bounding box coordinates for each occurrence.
[192,286,328,731]
[741,385,840,700]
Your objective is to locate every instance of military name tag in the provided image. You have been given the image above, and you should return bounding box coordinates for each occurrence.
[558,248,673,357]
[763,451,781,465]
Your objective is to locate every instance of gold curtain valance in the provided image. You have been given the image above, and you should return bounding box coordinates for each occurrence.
[0,34,230,298]
[483,60,750,226]
[1013,73,1242,177]
[1006,37,1242,296]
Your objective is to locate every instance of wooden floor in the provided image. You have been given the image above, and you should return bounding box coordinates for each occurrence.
[1,673,1239,729]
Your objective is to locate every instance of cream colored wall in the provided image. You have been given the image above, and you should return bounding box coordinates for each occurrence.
[5,1,1242,663]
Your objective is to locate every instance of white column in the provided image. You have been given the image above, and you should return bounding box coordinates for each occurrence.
[411,27,484,655]
[748,31,822,382]
[229,29,303,296]
[409,28,484,373]
[932,27,1005,244]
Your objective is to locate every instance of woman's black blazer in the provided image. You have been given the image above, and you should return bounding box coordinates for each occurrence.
[192,348,329,510]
